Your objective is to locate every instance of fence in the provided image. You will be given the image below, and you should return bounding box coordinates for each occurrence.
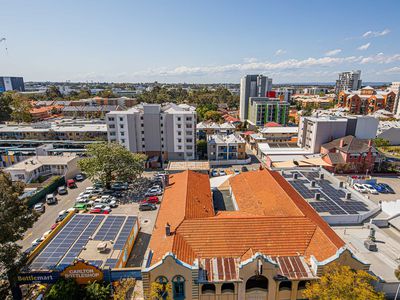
[27,176,65,207]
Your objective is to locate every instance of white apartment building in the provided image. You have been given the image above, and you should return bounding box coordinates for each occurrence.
[297,115,378,153]
[334,70,362,94]
[390,82,400,116]
[106,103,196,162]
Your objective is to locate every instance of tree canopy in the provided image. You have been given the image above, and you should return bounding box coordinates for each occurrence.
[374,138,390,147]
[0,91,32,123]
[78,143,146,188]
[0,171,37,299]
[302,264,384,300]
[45,278,81,300]
[84,281,110,300]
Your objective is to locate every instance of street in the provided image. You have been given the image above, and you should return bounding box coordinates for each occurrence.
[18,179,92,251]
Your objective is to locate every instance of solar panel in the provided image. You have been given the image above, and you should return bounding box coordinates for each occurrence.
[114,216,137,250]
[104,258,118,268]
[286,170,370,216]
[94,216,126,241]
[30,214,95,269]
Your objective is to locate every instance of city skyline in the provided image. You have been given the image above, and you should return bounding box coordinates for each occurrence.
[1,0,400,83]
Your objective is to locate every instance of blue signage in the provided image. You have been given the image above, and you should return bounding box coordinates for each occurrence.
[17,272,60,284]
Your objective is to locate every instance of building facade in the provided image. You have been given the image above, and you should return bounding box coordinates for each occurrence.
[337,87,396,114]
[247,97,289,126]
[141,170,369,300]
[239,75,272,121]
[0,76,25,92]
[297,115,378,153]
[390,82,400,116]
[207,134,246,162]
[106,103,196,162]
[334,70,362,95]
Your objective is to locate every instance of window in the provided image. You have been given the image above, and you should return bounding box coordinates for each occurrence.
[186,138,193,143]
[186,131,192,135]
[109,124,115,129]
[186,124,192,128]
[186,117,192,121]
[177,124,181,129]
[187,145,193,150]
[172,276,185,300]
[178,138,182,143]
[141,131,144,134]
[142,138,145,141]
[140,116,143,120]
[178,131,182,136]
[108,117,115,121]
[119,117,123,121]
[177,117,181,121]
[120,124,124,129]
[120,132,125,136]
[186,152,193,156]
[161,131,164,134]
[109,132,116,136]
[155,277,169,299]
[141,124,144,127]
[121,139,125,143]
[178,145,182,150]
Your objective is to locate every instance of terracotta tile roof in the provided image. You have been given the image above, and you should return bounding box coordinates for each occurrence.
[147,169,345,267]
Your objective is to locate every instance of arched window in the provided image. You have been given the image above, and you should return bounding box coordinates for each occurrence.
[221,283,235,293]
[246,275,269,291]
[298,280,309,290]
[201,283,216,294]
[172,275,185,300]
[154,276,169,299]
[279,281,292,291]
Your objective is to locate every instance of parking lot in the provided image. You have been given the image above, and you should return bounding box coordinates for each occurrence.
[19,178,93,251]
[336,174,400,203]
[19,172,162,270]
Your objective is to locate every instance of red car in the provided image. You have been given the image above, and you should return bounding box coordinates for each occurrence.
[50,223,59,230]
[90,208,110,214]
[145,196,160,204]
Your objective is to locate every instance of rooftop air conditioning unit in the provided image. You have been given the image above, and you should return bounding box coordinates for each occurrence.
[314,193,321,200]
[310,180,316,187]
[293,173,298,179]
[364,240,377,252]
[339,181,344,188]
[346,192,351,200]
[319,173,324,180]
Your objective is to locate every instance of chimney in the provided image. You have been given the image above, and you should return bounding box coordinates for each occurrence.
[165,223,171,236]
[339,139,344,148]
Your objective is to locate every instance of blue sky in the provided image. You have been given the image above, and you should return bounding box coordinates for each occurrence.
[0,0,399,83]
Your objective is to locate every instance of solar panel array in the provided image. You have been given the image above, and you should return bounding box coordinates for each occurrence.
[30,214,101,269]
[104,258,118,268]
[59,215,104,266]
[287,171,369,215]
[114,216,137,250]
[94,216,126,241]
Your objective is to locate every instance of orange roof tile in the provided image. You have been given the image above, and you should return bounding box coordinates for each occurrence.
[147,169,345,267]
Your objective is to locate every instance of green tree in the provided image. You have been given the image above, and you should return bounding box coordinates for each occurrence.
[78,143,146,189]
[84,281,110,300]
[45,278,81,300]
[0,171,37,299]
[196,103,218,120]
[303,264,384,300]
[45,85,63,99]
[0,91,13,121]
[203,110,222,122]
[113,278,136,300]
[374,138,390,147]
[97,89,117,98]
[150,282,172,300]
[197,140,208,159]
[10,93,32,123]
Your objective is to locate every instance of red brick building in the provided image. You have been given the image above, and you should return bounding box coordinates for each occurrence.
[321,135,378,173]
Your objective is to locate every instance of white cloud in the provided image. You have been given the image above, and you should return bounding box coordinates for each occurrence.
[360,53,400,64]
[380,67,400,74]
[275,49,286,56]
[325,49,342,56]
[243,57,258,63]
[357,42,371,51]
[362,29,390,38]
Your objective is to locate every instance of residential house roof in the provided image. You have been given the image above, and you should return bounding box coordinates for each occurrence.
[321,135,377,154]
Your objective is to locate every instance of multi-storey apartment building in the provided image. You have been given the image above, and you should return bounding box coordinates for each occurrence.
[390,82,400,116]
[337,86,396,114]
[106,103,196,162]
[239,75,272,121]
[334,70,362,95]
[207,134,246,162]
[297,115,378,153]
[247,97,289,126]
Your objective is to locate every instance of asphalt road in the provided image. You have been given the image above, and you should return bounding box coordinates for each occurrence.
[18,179,92,251]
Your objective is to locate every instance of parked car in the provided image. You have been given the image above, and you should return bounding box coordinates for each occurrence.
[379,183,395,194]
[144,196,160,204]
[33,203,45,213]
[90,207,110,214]
[75,173,84,181]
[93,181,103,189]
[67,179,77,188]
[145,187,163,197]
[371,183,387,193]
[46,194,57,205]
[50,223,59,230]
[31,238,44,247]
[139,203,157,211]
[98,195,118,207]
[41,230,52,240]
[93,204,111,212]
[233,169,240,175]
[241,166,249,172]
[111,182,128,191]
[74,203,88,211]
[362,184,379,194]
[57,186,68,195]
[211,169,219,177]
[353,183,367,193]
[219,170,227,176]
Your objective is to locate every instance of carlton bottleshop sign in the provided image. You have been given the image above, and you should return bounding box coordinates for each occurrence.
[60,261,103,284]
